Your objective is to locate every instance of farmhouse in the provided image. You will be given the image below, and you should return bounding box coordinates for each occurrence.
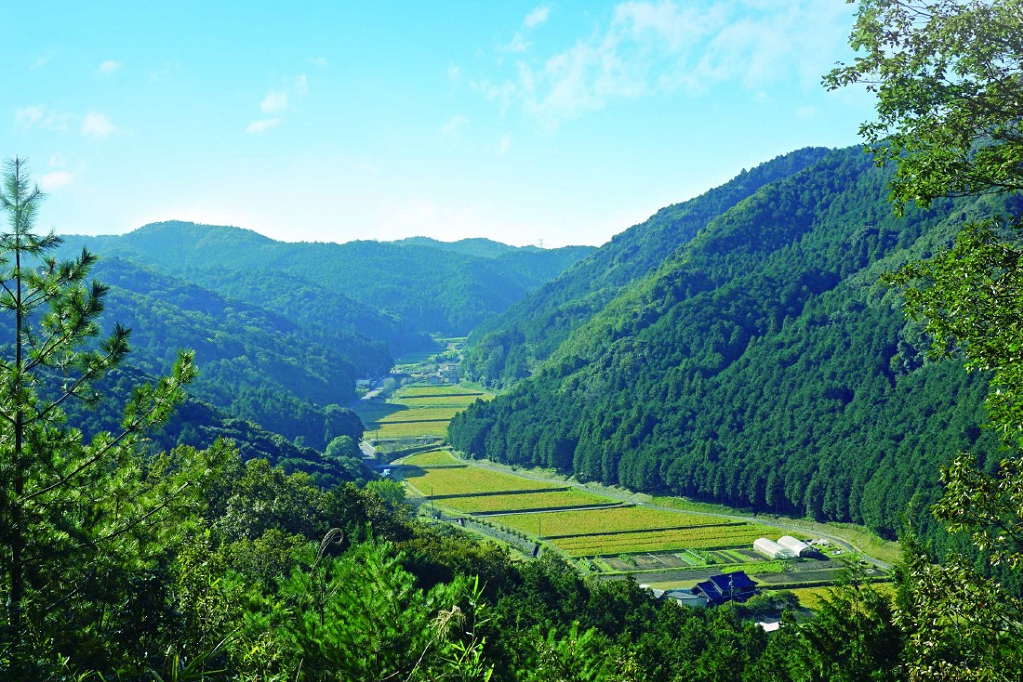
[692,571,758,605]
[753,538,796,560]
[777,535,812,557]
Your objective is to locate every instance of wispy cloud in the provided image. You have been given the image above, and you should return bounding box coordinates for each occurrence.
[795,104,818,119]
[39,171,73,191]
[476,0,854,130]
[499,33,531,53]
[98,60,122,75]
[14,105,73,133]
[524,6,551,28]
[81,111,116,138]
[308,56,328,67]
[496,133,512,155]
[148,62,182,82]
[246,118,281,134]
[247,74,308,134]
[261,90,288,113]
[441,115,468,137]
[30,52,57,70]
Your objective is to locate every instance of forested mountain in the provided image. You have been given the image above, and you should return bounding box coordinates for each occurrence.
[82,257,366,451]
[462,147,831,385]
[62,221,595,336]
[450,145,1019,543]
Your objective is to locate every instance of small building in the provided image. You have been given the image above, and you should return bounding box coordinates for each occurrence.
[753,538,796,560]
[777,535,811,557]
[693,572,758,605]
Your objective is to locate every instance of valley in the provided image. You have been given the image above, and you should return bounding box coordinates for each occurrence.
[357,370,896,610]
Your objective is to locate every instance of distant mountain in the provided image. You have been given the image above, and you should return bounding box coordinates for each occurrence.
[450,145,1019,544]
[85,257,366,451]
[394,236,542,259]
[461,147,832,386]
[62,222,595,336]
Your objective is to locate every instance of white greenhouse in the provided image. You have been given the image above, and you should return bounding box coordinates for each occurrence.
[753,538,796,560]
[777,535,811,557]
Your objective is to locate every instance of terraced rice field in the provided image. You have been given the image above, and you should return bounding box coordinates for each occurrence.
[372,420,450,438]
[495,505,735,538]
[377,406,463,423]
[393,394,490,406]
[439,488,618,514]
[398,385,483,397]
[402,465,562,497]
[400,449,462,467]
[551,523,772,557]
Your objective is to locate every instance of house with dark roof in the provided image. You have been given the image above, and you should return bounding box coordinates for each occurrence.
[692,571,758,605]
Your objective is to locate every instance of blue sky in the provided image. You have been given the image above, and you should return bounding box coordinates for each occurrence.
[0,1,873,247]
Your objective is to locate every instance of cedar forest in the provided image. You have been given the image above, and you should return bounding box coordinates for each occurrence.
[2,1,1023,680]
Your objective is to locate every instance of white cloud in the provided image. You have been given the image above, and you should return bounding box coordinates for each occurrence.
[39,171,73,191]
[308,56,328,67]
[477,0,855,130]
[260,90,288,113]
[293,74,308,97]
[48,153,67,168]
[81,111,115,138]
[98,60,122,75]
[441,115,468,137]
[30,52,57,70]
[14,105,73,133]
[496,133,512,154]
[524,6,551,28]
[499,33,531,53]
[246,118,281,134]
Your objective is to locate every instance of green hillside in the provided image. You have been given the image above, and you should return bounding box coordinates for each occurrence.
[461,147,831,386]
[84,257,366,451]
[450,146,1018,546]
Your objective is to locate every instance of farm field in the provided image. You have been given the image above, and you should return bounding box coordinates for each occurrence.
[357,382,494,442]
[402,465,562,498]
[399,449,463,467]
[495,505,759,538]
[397,385,482,397]
[377,406,462,423]
[393,394,491,406]
[552,524,772,557]
[440,489,618,514]
[371,420,450,439]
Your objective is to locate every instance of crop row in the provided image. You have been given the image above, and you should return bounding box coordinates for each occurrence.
[402,466,561,497]
[392,395,486,407]
[398,385,485,397]
[377,407,463,423]
[495,505,730,537]
[550,524,770,557]
[439,489,616,514]
[371,421,449,439]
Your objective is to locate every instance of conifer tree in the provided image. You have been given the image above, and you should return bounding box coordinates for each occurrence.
[0,157,209,674]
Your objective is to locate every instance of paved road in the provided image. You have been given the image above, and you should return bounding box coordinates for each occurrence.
[457,454,892,571]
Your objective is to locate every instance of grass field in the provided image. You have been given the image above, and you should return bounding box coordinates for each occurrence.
[494,505,755,538]
[399,449,462,467]
[403,465,562,498]
[551,524,772,557]
[439,489,617,514]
